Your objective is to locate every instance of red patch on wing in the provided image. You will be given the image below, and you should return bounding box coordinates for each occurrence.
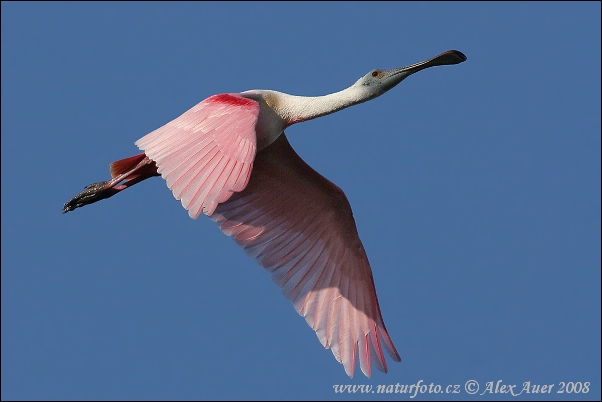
[206,93,255,107]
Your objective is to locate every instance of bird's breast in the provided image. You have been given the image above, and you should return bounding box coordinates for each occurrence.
[240,90,289,151]
[255,106,287,152]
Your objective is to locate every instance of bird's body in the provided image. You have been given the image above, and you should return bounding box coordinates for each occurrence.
[64,50,466,377]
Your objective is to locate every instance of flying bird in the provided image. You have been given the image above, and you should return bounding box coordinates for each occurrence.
[63,50,467,378]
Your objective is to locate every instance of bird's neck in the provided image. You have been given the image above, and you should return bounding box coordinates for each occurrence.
[267,86,371,125]
[239,87,373,150]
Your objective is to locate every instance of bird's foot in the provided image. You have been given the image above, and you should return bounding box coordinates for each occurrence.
[62,181,119,213]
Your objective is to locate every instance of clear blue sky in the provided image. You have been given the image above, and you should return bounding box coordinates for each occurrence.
[2,2,600,400]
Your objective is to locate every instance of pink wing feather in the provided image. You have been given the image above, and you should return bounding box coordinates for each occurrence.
[211,133,401,378]
[135,94,259,218]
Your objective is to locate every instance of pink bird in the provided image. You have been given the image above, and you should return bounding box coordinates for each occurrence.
[64,50,466,377]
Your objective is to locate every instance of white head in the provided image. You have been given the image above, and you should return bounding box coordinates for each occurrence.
[351,50,467,102]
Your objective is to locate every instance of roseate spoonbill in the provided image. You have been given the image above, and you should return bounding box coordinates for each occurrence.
[63,50,467,378]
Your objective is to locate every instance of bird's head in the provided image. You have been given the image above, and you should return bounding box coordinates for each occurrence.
[353,50,467,99]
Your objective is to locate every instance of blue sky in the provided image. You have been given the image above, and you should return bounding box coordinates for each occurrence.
[1,2,600,400]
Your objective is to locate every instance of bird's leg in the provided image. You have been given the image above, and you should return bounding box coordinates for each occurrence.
[63,154,159,213]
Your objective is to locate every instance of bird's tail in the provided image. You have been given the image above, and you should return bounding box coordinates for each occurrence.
[63,153,159,213]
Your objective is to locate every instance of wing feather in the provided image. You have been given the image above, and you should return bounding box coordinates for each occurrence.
[211,133,400,377]
[135,94,259,217]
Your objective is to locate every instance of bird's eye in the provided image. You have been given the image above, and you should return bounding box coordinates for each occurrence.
[371,71,379,77]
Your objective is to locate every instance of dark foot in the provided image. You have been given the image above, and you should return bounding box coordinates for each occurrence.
[62,181,119,213]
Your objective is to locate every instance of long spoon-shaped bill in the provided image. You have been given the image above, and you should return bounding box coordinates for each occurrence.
[381,50,467,90]
[395,50,466,75]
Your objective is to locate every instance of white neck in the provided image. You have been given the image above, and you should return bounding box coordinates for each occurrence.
[239,86,376,151]
[257,85,372,125]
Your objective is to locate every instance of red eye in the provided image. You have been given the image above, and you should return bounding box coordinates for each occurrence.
[371,71,379,77]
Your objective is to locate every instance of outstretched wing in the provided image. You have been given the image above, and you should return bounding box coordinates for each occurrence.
[211,133,401,378]
[135,94,259,218]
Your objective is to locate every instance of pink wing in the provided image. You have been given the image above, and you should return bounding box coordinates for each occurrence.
[211,134,401,378]
[135,94,259,218]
